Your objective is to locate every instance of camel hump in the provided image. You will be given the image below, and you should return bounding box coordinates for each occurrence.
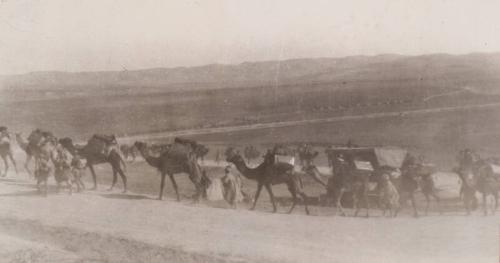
[165,143,193,160]
[271,144,294,156]
[59,137,77,154]
[27,129,54,146]
[174,137,198,149]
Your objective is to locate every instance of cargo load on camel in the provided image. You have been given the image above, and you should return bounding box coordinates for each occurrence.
[324,146,408,210]
[270,144,296,166]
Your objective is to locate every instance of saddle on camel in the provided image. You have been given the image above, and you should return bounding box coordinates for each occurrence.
[89,134,120,158]
[270,144,296,166]
[27,129,56,154]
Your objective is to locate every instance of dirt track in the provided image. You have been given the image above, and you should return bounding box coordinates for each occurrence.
[122,102,500,142]
[0,172,497,263]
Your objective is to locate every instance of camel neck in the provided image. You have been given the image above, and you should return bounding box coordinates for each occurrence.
[138,146,160,168]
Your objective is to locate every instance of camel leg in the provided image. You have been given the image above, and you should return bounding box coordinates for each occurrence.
[74,176,81,193]
[40,179,48,197]
[187,172,202,202]
[76,171,86,191]
[66,181,73,195]
[44,179,48,197]
[298,191,310,215]
[36,178,41,194]
[7,152,17,175]
[424,194,430,216]
[250,183,263,211]
[78,176,85,191]
[335,189,347,216]
[493,192,498,215]
[380,196,387,217]
[158,172,166,200]
[264,184,277,213]
[410,193,419,218]
[25,154,33,177]
[391,206,397,217]
[432,192,443,215]
[287,183,298,214]
[109,169,118,191]
[364,193,370,218]
[482,193,488,216]
[353,192,360,217]
[88,165,98,190]
[116,167,127,193]
[1,156,7,177]
[168,174,180,201]
[464,193,471,215]
[309,167,327,188]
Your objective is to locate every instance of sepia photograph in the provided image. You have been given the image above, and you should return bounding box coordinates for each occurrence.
[0,0,499,262]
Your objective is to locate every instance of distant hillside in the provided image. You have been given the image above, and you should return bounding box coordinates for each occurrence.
[2,53,500,94]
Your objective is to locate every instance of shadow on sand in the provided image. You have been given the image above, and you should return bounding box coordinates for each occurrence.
[0,190,43,197]
[0,177,27,184]
[100,193,153,200]
[0,184,70,197]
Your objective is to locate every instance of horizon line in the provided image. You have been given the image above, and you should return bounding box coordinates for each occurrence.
[3,50,500,77]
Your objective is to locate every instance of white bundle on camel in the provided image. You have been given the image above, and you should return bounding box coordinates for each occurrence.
[275,155,295,166]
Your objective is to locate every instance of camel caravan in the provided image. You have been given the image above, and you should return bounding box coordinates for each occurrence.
[0,126,499,217]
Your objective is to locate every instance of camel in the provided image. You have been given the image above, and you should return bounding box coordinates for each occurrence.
[21,129,59,178]
[328,154,370,217]
[243,146,260,165]
[120,144,137,162]
[225,147,311,215]
[395,157,443,217]
[473,159,499,215]
[59,135,127,192]
[134,140,204,201]
[0,133,18,177]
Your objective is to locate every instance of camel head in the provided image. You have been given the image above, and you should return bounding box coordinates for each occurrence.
[59,137,77,155]
[225,147,244,163]
[194,144,209,158]
[134,141,147,152]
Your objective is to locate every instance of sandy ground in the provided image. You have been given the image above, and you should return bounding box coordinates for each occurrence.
[0,168,498,263]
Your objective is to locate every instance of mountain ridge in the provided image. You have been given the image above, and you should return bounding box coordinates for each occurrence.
[2,52,500,93]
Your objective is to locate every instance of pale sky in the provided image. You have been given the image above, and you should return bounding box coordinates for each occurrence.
[1,0,499,74]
